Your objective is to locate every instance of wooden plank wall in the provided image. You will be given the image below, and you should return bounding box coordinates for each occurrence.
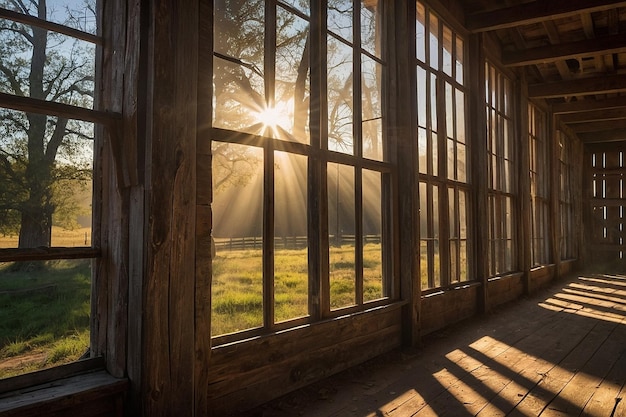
[205,305,403,415]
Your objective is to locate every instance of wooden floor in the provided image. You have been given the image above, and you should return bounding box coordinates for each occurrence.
[243,272,626,417]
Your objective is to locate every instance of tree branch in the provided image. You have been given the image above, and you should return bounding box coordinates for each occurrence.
[45,117,68,162]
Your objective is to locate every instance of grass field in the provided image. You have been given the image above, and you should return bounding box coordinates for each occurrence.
[211,243,385,336]
[0,228,92,379]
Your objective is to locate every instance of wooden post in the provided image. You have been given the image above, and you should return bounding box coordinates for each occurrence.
[518,73,532,295]
[141,1,198,416]
[389,0,420,346]
[469,33,488,312]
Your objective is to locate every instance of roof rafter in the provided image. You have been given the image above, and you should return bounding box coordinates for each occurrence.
[467,0,626,33]
[528,75,626,98]
[502,34,626,67]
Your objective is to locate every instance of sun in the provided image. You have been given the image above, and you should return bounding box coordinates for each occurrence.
[254,102,292,135]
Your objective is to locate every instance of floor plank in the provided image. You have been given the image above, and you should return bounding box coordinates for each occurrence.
[241,273,626,417]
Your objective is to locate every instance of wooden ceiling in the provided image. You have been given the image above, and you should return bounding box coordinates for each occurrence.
[462,0,626,144]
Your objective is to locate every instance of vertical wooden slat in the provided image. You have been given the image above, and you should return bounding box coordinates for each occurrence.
[142,1,198,415]
[550,118,562,275]
[390,0,420,346]
[469,33,488,312]
[195,0,213,415]
[518,74,532,295]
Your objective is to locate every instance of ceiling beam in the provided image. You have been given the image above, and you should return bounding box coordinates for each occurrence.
[552,96,626,114]
[528,74,626,98]
[558,108,626,123]
[570,119,626,133]
[502,34,626,67]
[578,129,626,143]
[466,0,626,33]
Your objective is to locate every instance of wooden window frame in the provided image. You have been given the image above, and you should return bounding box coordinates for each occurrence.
[529,102,550,266]
[208,1,398,346]
[485,60,517,277]
[416,1,471,290]
[0,4,112,389]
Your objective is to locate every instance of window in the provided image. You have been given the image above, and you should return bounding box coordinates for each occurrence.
[416,1,470,290]
[210,0,393,342]
[0,2,101,378]
[485,61,516,277]
[529,103,550,266]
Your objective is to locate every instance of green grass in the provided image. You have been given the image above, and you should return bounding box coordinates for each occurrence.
[0,260,91,378]
[211,243,385,336]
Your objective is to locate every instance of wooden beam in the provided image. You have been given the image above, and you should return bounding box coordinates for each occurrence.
[570,119,626,133]
[578,129,626,142]
[558,108,626,124]
[466,0,626,33]
[502,34,626,67]
[0,92,121,126]
[552,96,626,114]
[528,75,626,98]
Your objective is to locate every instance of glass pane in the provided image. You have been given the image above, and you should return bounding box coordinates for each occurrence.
[456,89,465,144]
[363,169,383,302]
[361,0,381,57]
[213,56,266,133]
[448,187,456,238]
[431,129,438,177]
[2,1,97,34]
[279,0,310,15]
[459,189,467,239]
[0,18,96,109]
[447,138,455,180]
[327,36,354,155]
[362,56,383,160]
[417,67,427,128]
[442,24,452,77]
[0,259,91,379]
[455,36,464,85]
[418,127,427,175]
[211,143,264,336]
[459,240,468,281]
[275,7,311,143]
[416,2,426,62]
[420,240,429,288]
[445,82,454,140]
[274,152,308,323]
[430,74,438,132]
[450,239,458,282]
[328,0,353,42]
[214,1,264,63]
[328,163,355,309]
[0,110,93,248]
[458,143,467,183]
[429,13,439,69]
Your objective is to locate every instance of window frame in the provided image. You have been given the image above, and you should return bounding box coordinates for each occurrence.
[0,3,109,387]
[416,1,472,291]
[208,0,398,346]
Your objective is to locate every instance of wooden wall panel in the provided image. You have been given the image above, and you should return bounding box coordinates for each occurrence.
[420,286,479,335]
[487,274,524,308]
[205,304,403,415]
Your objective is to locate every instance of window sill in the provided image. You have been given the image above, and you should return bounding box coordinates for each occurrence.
[0,369,127,417]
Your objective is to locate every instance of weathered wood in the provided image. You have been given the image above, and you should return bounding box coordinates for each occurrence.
[466,0,626,33]
[470,33,488,312]
[528,74,626,99]
[578,129,626,143]
[0,371,127,417]
[551,96,626,114]
[207,304,403,414]
[0,247,99,262]
[502,34,626,67]
[558,108,626,124]
[141,1,198,416]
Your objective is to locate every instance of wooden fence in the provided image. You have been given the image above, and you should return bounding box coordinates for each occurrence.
[213,235,381,251]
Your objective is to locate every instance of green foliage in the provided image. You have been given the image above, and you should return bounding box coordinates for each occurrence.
[0,260,91,378]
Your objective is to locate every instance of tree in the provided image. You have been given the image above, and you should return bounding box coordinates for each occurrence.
[0,0,94,247]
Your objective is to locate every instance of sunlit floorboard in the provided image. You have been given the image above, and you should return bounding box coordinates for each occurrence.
[243,272,626,417]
